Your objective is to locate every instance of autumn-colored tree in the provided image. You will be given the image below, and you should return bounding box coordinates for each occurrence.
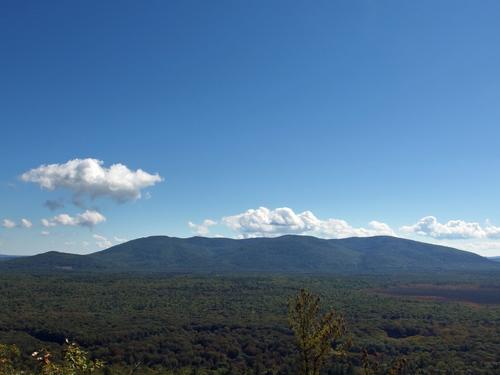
[33,340,104,375]
[288,289,348,375]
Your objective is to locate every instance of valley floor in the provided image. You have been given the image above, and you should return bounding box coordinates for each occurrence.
[1,273,500,374]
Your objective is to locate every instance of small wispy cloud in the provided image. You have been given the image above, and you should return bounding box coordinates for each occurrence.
[188,219,217,236]
[93,234,112,249]
[92,234,125,249]
[1,219,16,229]
[21,218,32,228]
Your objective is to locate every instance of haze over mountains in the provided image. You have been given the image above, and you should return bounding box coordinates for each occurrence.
[1,235,498,274]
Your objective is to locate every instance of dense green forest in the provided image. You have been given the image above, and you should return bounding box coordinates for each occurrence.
[1,273,500,374]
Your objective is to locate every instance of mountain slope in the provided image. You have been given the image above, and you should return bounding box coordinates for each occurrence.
[91,235,362,273]
[0,254,19,261]
[1,235,498,274]
[1,251,107,271]
[336,236,493,272]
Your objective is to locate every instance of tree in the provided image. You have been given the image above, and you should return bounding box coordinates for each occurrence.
[288,289,349,375]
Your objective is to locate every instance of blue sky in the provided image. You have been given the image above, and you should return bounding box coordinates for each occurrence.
[1,1,500,256]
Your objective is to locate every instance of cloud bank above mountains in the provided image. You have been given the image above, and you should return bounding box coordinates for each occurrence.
[188,207,500,256]
[400,216,500,239]
[199,206,395,239]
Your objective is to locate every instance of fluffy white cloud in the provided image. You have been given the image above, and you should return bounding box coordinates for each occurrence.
[1,219,16,229]
[222,207,395,239]
[93,234,112,249]
[21,218,32,228]
[400,216,500,239]
[188,219,217,236]
[40,231,50,236]
[41,210,106,228]
[22,158,163,203]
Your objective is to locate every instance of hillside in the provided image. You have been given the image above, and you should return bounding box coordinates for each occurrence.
[1,235,498,274]
[0,251,106,271]
[0,254,20,261]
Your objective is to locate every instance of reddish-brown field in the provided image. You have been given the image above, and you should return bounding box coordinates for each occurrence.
[376,284,500,305]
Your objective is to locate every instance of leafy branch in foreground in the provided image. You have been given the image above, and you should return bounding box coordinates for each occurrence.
[0,343,21,375]
[288,289,349,375]
[33,340,104,375]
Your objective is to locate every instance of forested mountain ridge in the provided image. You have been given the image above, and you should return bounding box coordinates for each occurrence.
[0,254,20,261]
[1,235,498,274]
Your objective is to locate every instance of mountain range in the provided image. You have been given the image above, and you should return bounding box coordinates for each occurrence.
[1,235,498,274]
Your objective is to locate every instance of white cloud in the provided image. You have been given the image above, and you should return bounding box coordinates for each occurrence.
[92,234,126,249]
[1,218,32,229]
[188,219,217,236]
[21,158,163,203]
[319,219,395,238]
[1,219,16,229]
[41,210,106,228]
[400,216,500,240]
[21,218,32,228]
[222,207,395,239]
[40,231,50,236]
[41,218,56,227]
[93,234,112,249]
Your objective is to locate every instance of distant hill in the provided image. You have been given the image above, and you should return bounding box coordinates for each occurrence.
[489,256,500,262]
[1,235,498,274]
[1,251,105,271]
[0,254,20,261]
